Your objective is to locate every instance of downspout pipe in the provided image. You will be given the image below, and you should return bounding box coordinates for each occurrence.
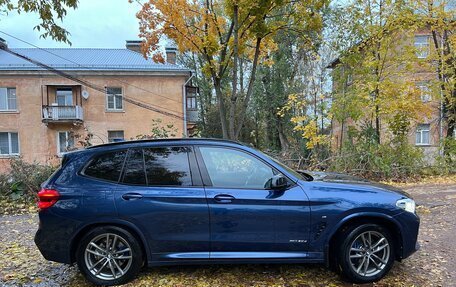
[183,72,194,137]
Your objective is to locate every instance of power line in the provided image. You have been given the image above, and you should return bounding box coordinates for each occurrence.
[0,30,188,110]
[0,45,186,121]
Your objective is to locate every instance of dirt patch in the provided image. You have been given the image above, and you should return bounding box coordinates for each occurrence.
[0,183,455,287]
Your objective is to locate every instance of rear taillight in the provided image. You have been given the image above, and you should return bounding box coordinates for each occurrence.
[37,188,60,209]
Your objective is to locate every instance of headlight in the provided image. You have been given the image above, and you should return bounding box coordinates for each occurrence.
[396,198,416,213]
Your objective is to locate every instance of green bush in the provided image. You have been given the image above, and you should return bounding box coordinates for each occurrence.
[329,126,425,181]
[430,138,456,175]
[0,158,57,205]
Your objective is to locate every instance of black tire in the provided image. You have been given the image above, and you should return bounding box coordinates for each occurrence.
[76,226,143,286]
[337,224,395,283]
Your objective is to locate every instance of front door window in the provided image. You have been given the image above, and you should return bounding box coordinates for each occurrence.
[199,146,275,189]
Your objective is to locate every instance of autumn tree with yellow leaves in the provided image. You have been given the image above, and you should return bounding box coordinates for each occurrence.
[136,0,329,140]
[330,0,434,146]
[410,0,455,143]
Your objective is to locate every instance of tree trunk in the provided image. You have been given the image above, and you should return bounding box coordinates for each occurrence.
[229,4,239,140]
[277,118,289,151]
[375,103,380,143]
[235,37,262,139]
[431,30,456,141]
[213,78,229,138]
[339,119,345,154]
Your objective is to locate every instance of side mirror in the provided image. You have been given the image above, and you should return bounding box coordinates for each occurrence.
[270,174,288,190]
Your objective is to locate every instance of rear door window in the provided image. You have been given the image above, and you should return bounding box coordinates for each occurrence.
[83,150,127,182]
[122,149,146,185]
[143,147,192,186]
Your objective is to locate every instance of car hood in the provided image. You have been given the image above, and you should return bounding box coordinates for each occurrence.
[297,170,411,198]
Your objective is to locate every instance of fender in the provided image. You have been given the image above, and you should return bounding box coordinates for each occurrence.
[323,211,404,265]
[68,217,151,263]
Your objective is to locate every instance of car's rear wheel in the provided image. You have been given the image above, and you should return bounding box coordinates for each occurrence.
[338,224,394,283]
[76,226,143,286]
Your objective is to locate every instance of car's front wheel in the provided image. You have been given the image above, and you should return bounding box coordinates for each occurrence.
[338,224,395,283]
[76,226,143,286]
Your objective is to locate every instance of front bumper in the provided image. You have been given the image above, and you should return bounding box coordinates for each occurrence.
[394,211,420,259]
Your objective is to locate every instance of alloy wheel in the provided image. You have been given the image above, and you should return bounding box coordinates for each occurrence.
[348,230,391,277]
[84,233,133,280]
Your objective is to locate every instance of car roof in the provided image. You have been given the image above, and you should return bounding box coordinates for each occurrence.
[85,138,245,150]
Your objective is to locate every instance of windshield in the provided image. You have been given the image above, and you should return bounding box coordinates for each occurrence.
[261,152,312,181]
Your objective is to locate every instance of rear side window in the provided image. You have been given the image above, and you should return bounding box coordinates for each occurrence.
[144,147,192,186]
[84,150,127,182]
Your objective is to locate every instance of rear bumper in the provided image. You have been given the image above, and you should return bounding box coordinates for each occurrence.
[35,229,71,264]
[34,210,78,264]
[394,211,420,259]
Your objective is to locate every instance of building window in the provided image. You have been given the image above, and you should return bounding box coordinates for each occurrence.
[414,35,430,58]
[57,131,75,154]
[0,88,17,111]
[56,88,73,106]
[0,132,19,155]
[415,124,430,145]
[106,87,123,111]
[417,83,431,102]
[186,96,197,110]
[108,130,125,143]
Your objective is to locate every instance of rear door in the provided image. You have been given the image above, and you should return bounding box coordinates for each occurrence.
[115,145,210,262]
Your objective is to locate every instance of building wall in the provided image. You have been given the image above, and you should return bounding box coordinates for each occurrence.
[0,73,186,171]
[329,29,450,164]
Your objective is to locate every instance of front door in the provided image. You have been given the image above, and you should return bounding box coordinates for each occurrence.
[196,146,311,260]
[115,146,210,262]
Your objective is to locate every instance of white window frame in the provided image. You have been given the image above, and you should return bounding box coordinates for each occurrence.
[55,88,73,106]
[0,87,17,111]
[186,96,197,110]
[57,131,75,155]
[108,130,125,143]
[106,87,123,111]
[415,124,431,146]
[417,82,431,102]
[414,35,430,59]
[0,132,20,156]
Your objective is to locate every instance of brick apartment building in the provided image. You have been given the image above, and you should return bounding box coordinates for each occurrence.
[328,29,453,162]
[0,39,198,170]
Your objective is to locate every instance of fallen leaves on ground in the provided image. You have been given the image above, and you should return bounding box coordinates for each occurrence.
[1,182,455,286]
[382,174,456,187]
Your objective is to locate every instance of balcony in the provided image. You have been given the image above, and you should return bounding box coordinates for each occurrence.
[42,105,84,123]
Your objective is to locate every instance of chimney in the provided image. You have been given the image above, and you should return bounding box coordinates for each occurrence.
[0,37,7,50]
[125,40,142,54]
[165,47,177,65]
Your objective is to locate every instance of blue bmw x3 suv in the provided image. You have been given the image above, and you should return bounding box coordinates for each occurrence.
[35,138,419,285]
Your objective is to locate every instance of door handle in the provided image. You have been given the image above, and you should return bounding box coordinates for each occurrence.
[214,194,235,204]
[122,193,143,200]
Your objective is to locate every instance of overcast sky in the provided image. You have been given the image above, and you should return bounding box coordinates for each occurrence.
[0,0,143,49]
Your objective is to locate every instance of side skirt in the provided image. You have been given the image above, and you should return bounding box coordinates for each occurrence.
[147,252,325,267]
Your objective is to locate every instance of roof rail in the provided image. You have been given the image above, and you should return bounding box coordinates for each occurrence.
[86,138,244,149]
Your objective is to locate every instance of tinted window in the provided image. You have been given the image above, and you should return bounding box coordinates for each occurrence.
[144,147,192,186]
[84,150,127,182]
[199,147,274,189]
[123,149,146,185]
